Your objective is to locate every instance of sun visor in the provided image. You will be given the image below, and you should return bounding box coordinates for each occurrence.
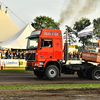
[26,35,39,39]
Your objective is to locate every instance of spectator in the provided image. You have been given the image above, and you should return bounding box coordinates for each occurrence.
[76,52,79,59]
[80,52,82,58]
[13,51,16,59]
[7,51,11,59]
[6,50,9,58]
[1,50,6,59]
[20,51,24,59]
[73,52,76,59]
[68,52,72,60]
[16,50,19,59]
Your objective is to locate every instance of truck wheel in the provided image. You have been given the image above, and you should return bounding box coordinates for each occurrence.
[77,70,85,78]
[45,65,59,80]
[91,67,100,80]
[86,67,94,79]
[34,71,45,78]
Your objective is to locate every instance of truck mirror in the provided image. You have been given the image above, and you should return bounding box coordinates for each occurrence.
[41,39,44,47]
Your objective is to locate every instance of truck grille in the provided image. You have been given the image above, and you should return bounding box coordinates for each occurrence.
[25,53,36,61]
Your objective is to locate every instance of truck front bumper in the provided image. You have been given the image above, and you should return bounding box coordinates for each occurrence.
[25,66,44,71]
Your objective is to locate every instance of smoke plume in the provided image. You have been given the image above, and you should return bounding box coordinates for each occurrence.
[59,0,100,26]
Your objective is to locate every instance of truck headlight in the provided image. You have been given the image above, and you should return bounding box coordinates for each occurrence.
[39,62,44,67]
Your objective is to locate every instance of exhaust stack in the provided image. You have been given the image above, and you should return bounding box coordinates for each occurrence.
[64,30,68,64]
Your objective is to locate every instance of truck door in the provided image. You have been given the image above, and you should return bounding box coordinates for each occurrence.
[54,39,63,59]
[39,39,53,61]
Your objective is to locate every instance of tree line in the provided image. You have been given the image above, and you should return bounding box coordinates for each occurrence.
[31,16,100,49]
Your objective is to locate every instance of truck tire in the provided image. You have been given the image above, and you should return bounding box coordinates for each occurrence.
[45,65,59,80]
[77,70,85,78]
[91,67,100,80]
[86,67,94,79]
[34,71,45,78]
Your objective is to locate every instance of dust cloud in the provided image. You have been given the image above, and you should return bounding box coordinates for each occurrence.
[59,0,99,26]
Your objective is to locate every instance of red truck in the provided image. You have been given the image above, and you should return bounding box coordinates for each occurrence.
[25,29,100,80]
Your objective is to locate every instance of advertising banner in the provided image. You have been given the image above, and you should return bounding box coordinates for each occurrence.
[0,59,19,67]
[19,59,26,67]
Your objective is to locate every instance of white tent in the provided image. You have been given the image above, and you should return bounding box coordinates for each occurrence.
[0,4,20,42]
[78,24,93,37]
[0,24,34,49]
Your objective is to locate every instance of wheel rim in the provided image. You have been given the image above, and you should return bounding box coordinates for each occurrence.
[49,69,56,78]
[94,70,100,79]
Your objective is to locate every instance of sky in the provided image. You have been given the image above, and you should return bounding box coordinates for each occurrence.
[1,0,100,44]
[0,0,65,30]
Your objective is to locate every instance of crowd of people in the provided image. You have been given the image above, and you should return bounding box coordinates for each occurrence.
[0,49,26,59]
[0,49,82,60]
[68,51,82,60]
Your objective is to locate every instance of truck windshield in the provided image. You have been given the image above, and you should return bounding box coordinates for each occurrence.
[27,30,41,50]
[27,36,39,50]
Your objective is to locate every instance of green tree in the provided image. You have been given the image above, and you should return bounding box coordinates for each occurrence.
[64,25,76,45]
[89,46,94,49]
[75,45,80,50]
[73,18,92,49]
[93,18,100,40]
[31,16,59,29]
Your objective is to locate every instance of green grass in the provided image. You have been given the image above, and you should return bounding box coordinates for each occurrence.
[0,84,100,90]
[2,67,25,68]
[0,69,32,72]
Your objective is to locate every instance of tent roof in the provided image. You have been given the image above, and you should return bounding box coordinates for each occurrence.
[0,5,20,42]
[0,24,34,49]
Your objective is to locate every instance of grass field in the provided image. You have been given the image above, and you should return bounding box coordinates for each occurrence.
[0,84,100,89]
[0,66,26,72]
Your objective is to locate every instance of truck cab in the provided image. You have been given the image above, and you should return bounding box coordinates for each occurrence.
[25,29,63,79]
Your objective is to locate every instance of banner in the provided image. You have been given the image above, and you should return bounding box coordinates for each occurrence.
[19,59,26,67]
[78,24,93,37]
[0,59,19,67]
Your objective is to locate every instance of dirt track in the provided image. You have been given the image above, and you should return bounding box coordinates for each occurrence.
[0,72,100,85]
[0,88,100,100]
[0,72,100,100]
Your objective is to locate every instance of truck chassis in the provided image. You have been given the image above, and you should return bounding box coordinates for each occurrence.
[26,60,100,80]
